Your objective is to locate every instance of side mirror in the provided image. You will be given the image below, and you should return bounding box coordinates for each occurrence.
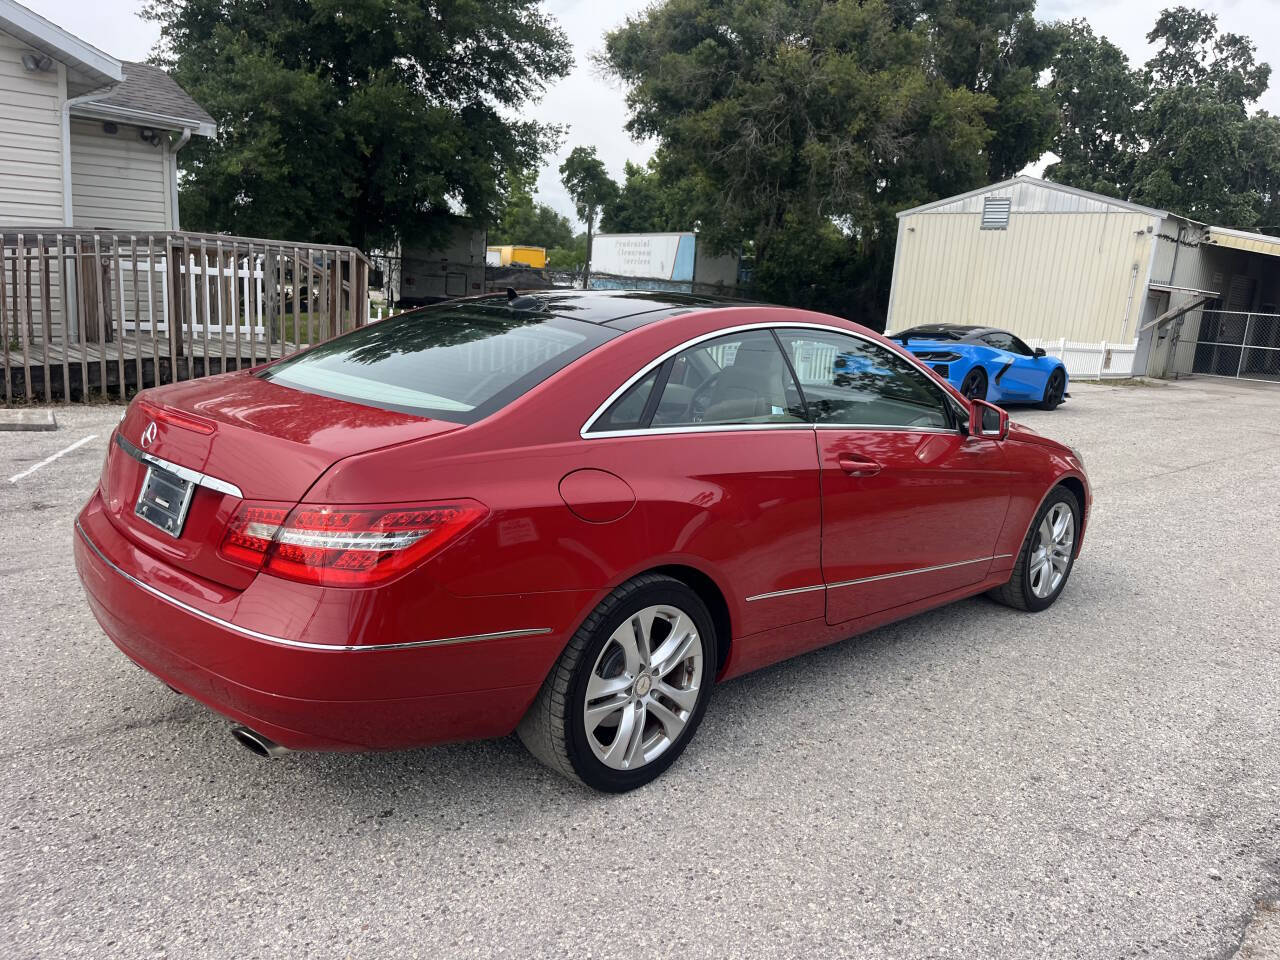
[1033,347,1047,358]
[969,398,1009,440]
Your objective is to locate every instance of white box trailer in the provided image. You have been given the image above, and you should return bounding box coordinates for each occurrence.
[590,232,741,293]
[396,217,487,305]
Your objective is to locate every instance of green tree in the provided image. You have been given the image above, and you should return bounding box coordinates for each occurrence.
[547,233,588,273]
[559,146,619,283]
[1048,7,1278,229]
[1130,8,1272,225]
[603,0,1047,324]
[144,0,572,249]
[600,157,687,234]
[902,0,1061,181]
[1241,113,1280,234]
[490,175,575,249]
[1044,21,1143,198]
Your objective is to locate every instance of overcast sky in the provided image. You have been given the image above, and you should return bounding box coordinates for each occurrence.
[22,0,1280,227]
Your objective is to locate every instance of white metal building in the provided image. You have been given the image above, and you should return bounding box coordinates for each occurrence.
[887,176,1280,382]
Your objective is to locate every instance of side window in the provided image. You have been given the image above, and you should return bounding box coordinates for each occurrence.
[776,329,950,429]
[590,367,659,432]
[651,330,806,427]
[982,331,1033,356]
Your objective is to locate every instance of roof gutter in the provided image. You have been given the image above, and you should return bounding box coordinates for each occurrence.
[69,100,216,138]
[169,127,192,231]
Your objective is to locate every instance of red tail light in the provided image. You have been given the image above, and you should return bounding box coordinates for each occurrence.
[136,399,216,436]
[220,500,487,586]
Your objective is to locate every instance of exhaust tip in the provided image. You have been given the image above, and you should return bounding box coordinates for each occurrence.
[230,725,290,759]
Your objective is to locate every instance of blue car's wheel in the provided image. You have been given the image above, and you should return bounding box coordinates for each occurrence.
[1038,369,1066,410]
[960,368,987,400]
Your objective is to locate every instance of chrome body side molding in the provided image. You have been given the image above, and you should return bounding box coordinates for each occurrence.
[745,554,1013,602]
[75,521,551,653]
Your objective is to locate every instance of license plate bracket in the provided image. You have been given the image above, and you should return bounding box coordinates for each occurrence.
[135,464,195,538]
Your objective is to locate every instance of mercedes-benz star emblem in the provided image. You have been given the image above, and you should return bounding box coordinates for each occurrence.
[140,421,158,449]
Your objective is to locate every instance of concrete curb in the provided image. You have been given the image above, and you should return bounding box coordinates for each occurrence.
[0,409,57,432]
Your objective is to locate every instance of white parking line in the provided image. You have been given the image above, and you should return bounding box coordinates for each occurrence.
[7,434,99,484]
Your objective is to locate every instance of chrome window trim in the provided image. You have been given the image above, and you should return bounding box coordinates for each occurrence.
[115,434,244,499]
[746,554,1014,602]
[75,522,550,653]
[813,424,959,436]
[580,320,964,439]
[585,422,815,440]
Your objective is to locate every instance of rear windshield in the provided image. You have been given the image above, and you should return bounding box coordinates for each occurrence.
[260,303,613,422]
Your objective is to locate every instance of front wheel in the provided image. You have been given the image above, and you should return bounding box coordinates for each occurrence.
[988,486,1080,612]
[1039,369,1066,410]
[518,574,715,792]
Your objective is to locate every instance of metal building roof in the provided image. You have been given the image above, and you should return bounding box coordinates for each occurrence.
[1204,225,1280,259]
[897,176,1168,220]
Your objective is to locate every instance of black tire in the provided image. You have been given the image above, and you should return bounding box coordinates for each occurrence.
[988,486,1081,612]
[961,368,988,400]
[1038,369,1066,410]
[517,573,716,792]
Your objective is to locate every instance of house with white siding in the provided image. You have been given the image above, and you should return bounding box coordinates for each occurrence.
[887,176,1280,383]
[0,0,214,231]
[0,1,374,404]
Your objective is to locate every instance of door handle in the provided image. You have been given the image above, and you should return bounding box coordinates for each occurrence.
[837,453,882,477]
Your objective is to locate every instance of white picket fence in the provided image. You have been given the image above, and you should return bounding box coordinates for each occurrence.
[1023,338,1139,380]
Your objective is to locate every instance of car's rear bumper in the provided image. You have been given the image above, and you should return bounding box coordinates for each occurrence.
[74,494,578,751]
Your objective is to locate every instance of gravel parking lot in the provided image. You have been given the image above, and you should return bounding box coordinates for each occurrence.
[1,377,1278,959]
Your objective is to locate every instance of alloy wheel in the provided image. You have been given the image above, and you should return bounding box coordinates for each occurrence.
[961,370,986,399]
[1048,371,1064,404]
[1028,502,1075,598]
[582,604,703,771]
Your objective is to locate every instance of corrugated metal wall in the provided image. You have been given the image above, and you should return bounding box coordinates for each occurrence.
[890,206,1157,343]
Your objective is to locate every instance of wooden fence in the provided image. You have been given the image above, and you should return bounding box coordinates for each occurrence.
[1,229,371,404]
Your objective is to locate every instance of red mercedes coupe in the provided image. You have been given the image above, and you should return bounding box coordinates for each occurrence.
[75,291,1090,791]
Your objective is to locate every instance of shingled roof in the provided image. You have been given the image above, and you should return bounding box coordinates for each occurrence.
[77,61,216,136]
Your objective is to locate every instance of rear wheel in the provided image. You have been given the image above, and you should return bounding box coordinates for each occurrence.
[960,368,988,400]
[988,486,1080,612]
[1039,369,1066,410]
[518,574,715,792]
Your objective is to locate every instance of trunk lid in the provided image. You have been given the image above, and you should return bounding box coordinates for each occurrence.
[100,371,463,589]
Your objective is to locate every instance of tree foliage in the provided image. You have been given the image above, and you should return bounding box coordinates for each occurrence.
[1044,21,1142,198]
[900,0,1060,182]
[546,233,588,272]
[559,146,618,277]
[558,147,618,228]
[144,0,572,249]
[490,174,575,249]
[1048,6,1278,230]
[600,157,687,234]
[601,0,1057,325]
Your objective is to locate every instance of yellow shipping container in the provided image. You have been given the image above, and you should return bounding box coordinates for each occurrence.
[487,245,547,269]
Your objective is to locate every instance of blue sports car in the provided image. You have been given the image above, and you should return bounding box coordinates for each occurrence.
[890,324,1069,409]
